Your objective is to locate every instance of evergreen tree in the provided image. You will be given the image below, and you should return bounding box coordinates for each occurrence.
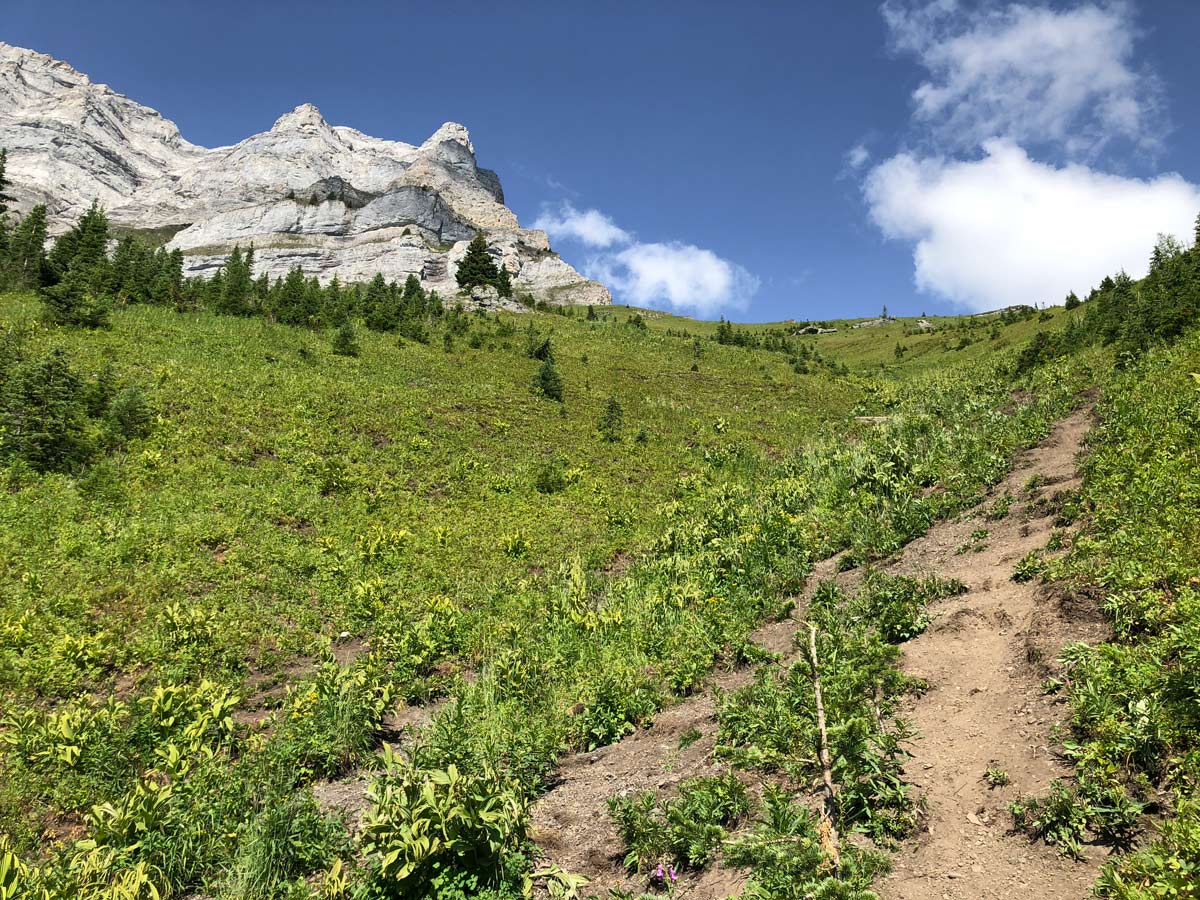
[533,357,563,401]
[45,200,110,285]
[42,258,112,327]
[151,249,184,306]
[363,273,399,331]
[109,236,140,301]
[586,304,597,321]
[331,320,360,357]
[455,233,499,291]
[495,264,513,298]
[0,348,94,471]
[218,245,253,315]
[5,204,47,289]
[1064,291,1081,310]
[272,267,314,325]
[323,275,346,324]
[598,396,624,442]
[0,148,11,218]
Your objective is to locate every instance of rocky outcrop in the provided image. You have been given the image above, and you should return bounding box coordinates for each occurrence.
[0,42,610,305]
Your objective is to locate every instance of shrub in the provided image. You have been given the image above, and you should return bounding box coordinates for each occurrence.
[533,457,568,494]
[598,396,624,442]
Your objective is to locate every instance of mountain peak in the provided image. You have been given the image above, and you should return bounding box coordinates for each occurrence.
[423,122,474,153]
[0,41,91,84]
[271,103,329,132]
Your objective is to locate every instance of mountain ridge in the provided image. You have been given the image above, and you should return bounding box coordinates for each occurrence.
[0,41,609,305]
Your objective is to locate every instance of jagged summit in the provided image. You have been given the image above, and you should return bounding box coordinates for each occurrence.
[0,43,609,306]
[271,102,331,132]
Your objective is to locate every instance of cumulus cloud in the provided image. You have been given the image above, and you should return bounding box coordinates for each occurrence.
[533,202,630,248]
[534,201,757,315]
[882,0,1165,158]
[864,140,1200,311]
[586,242,760,317]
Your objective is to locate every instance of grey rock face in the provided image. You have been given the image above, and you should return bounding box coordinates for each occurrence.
[0,42,610,306]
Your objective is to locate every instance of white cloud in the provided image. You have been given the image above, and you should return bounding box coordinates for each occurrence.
[846,144,872,170]
[586,242,760,317]
[864,139,1200,311]
[534,201,758,315]
[533,202,631,248]
[882,1,1164,158]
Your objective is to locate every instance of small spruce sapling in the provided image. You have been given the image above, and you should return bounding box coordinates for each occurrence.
[533,357,563,401]
[598,396,624,442]
[332,321,360,357]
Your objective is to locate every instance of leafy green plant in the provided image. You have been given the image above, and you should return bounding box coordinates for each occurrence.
[1012,550,1045,582]
[985,491,1013,520]
[361,749,528,897]
[983,766,1010,788]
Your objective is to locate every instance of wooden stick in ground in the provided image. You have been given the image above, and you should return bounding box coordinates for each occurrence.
[807,621,841,875]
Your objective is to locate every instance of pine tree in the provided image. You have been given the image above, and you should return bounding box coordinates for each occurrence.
[331,320,360,357]
[1064,291,1081,310]
[0,148,13,212]
[363,273,399,331]
[218,245,253,315]
[533,357,563,401]
[323,275,346,324]
[43,259,111,327]
[455,233,499,291]
[0,348,94,471]
[586,304,597,321]
[46,201,110,285]
[272,267,313,325]
[598,396,624,442]
[495,264,513,298]
[5,204,47,289]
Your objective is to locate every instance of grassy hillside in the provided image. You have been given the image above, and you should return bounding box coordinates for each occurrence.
[0,286,1112,900]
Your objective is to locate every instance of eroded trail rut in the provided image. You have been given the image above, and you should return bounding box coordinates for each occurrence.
[532,406,1107,899]
[878,406,1106,900]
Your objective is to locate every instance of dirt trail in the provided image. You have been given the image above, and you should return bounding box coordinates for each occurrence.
[878,405,1108,900]
[532,405,1108,899]
[530,554,845,899]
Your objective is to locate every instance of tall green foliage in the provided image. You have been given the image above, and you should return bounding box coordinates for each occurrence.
[455,233,500,292]
[4,205,46,290]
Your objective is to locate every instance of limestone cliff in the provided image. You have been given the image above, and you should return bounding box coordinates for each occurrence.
[0,43,610,305]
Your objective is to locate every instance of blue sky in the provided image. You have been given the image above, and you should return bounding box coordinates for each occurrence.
[5,0,1200,321]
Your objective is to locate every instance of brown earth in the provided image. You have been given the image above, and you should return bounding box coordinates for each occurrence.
[531,405,1108,900]
[878,405,1108,900]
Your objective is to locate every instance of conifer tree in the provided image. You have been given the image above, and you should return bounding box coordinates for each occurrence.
[332,320,360,357]
[323,275,346,324]
[533,357,563,401]
[455,233,499,291]
[46,200,110,285]
[218,245,253,315]
[0,348,94,471]
[598,396,624,442]
[495,263,513,298]
[272,267,313,325]
[5,204,47,289]
[0,148,11,218]
[363,273,399,331]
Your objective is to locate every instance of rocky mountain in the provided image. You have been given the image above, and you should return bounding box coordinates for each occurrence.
[0,42,610,306]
